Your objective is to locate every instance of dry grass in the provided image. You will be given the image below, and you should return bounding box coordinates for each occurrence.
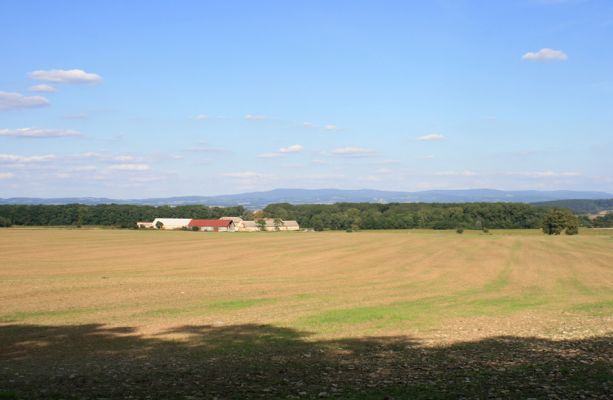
[1,228,613,399]
[1,228,611,340]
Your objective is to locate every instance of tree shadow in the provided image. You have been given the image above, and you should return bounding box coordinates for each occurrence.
[0,323,611,399]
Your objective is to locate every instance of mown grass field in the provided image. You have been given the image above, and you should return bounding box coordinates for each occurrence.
[1,228,612,399]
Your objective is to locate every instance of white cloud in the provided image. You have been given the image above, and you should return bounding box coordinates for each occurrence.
[512,171,580,177]
[222,171,262,178]
[331,147,376,156]
[29,69,102,84]
[0,92,49,111]
[245,114,268,121]
[304,122,340,131]
[279,144,304,153]
[417,133,445,141]
[420,155,435,160]
[257,152,283,159]
[0,153,56,163]
[109,163,150,171]
[29,84,57,93]
[435,170,478,176]
[193,114,209,120]
[522,48,568,61]
[0,172,14,179]
[0,128,81,138]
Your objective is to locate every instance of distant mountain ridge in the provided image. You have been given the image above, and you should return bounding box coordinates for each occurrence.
[2,188,612,209]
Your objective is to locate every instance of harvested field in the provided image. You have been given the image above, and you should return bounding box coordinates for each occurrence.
[1,228,612,399]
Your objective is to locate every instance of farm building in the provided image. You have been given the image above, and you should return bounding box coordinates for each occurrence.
[189,219,235,232]
[151,218,192,230]
[137,221,154,229]
[258,219,300,231]
[239,220,259,232]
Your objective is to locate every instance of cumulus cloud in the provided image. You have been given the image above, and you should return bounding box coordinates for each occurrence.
[522,48,568,61]
[29,69,102,84]
[0,172,14,179]
[331,147,376,156]
[29,84,57,93]
[108,163,150,171]
[245,114,268,121]
[279,144,304,153]
[417,133,445,141]
[0,91,49,111]
[0,128,81,138]
[0,153,56,163]
[222,171,262,178]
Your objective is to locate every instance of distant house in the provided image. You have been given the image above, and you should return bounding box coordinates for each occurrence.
[151,218,192,230]
[189,219,235,232]
[137,221,154,229]
[240,220,259,232]
[260,218,300,231]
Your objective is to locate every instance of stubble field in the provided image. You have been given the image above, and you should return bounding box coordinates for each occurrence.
[1,228,612,399]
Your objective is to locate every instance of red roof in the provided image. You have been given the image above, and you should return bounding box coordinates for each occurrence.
[188,219,233,228]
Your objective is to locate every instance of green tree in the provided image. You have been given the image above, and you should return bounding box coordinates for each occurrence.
[256,219,267,231]
[155,221,164,229]
[542,209,578,235]
[273,218,283,231]
[0,216,11,227]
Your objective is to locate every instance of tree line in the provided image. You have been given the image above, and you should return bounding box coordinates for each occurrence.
[0,204,250,228]
[262,202,559,231]
[0,202,609,231]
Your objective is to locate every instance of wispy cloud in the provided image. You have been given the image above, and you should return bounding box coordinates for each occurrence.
[0,128,81,138]
[522,48,568,61]
[0,153,56,163]
[193,114,209,120]
[303,122,340,131]
[511,171,580,177]
[435,170,477,176]
[28,84,57,93]
[108,163,150,171]
[0,172,14,179]
[417,133,445,141]
[279,144,304,153]
[258,144,304,158]
[29,69,102,84]
[222,171,262,178]
[0,92,49,111]
[245,114,268,121]
[331,147,376,157]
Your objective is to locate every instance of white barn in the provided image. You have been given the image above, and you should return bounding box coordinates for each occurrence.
[151,218,192,230]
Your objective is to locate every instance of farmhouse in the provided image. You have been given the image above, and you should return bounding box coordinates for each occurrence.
[137,222,154,229]
[151,218,192,230]
[188,219,235,232]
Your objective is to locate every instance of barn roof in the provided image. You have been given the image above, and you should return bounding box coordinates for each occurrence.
[188,219,233,228]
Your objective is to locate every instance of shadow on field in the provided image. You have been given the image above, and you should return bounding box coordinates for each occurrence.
[0,323,611,399]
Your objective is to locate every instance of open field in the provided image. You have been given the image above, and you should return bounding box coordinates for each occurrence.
[1,228,612,399]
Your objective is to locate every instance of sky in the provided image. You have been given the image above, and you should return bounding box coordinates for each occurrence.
[1,0,612,198]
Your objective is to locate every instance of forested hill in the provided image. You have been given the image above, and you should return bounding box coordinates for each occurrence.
[532,199,613,214]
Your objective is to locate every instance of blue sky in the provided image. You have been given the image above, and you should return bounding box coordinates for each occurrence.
[1,0,612,197]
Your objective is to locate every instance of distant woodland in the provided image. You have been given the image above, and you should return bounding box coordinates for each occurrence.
[0,202,611,229]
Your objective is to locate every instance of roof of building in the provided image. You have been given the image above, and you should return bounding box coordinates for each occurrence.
[220,216,243,223]
[242,221,258,227]
[283,220,299,227]
[188,219,233,228]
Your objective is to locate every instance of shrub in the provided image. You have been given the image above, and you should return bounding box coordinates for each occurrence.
[456,228,464,234]
[192,226,200,232]
[0,216,11,227]
[482,227,489,234]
